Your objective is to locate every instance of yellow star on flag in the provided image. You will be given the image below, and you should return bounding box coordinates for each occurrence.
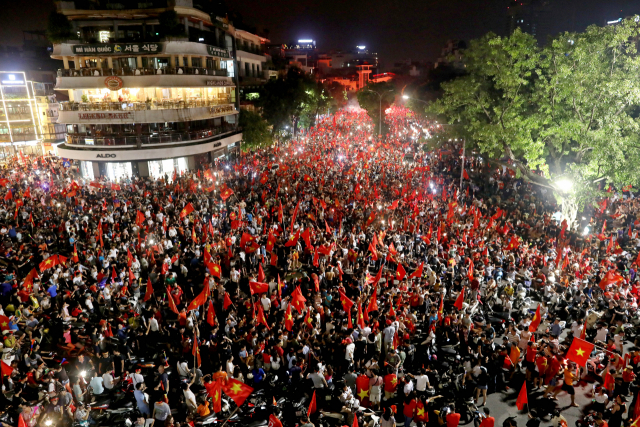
[391,377,397,386]
[214,391,219,401]
[575,347,585,357]
[213,266,219,272]
[230,383,243,394]
[287,314,293,321]
[357,389,369,400]
[417,408,425,417]
[1,322,7,327]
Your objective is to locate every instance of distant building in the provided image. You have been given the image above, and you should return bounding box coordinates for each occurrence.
[434,40,466,71]
[234,28,270,88]
[506,0,552,43]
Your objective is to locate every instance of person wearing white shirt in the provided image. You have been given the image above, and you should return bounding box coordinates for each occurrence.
[261,295,271,312]
[345,338,355,363]
[102,371,115,390]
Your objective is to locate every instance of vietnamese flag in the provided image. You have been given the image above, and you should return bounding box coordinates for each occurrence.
[207,262,222,278]
[1,361,13,377]
[249,281,269,295]
[516,381,528,410]
[210,380,222,413]
[72,244,79,263]
[308,390,317,415]
[395,263,406,281]
[220,188,234,201]
[0,315,10,331]
[187,282,209,311]
[357,303,366,329]
[463,169,470,180]
[143,278,153,302]
[207,300,216,326]
[290,200,301,232]
[290,286,307,314]
[269,415,283,427]
[529,304,541,333]
[566,337,595,367]
[409,262,424,279]
[510,345,521,365]
[285,230,300,247]
[285,304,294,331]
[355,375,371,407]
[167,291,179,314]
[258,264,266,282]
[179,202,194,218]
[454,287,465,310]
[223,292,233,310]
[257,304,270,330]
[222,378,254,407]
[599,270,624,290]
[367,286,378,315]
[304,308,314,329]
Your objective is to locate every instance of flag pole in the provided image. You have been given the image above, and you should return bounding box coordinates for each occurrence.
[219,406,240,427]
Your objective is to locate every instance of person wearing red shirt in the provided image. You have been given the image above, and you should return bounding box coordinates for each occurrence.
[403,394,417,427]
[475,408,495,427]
[443,403,461,427]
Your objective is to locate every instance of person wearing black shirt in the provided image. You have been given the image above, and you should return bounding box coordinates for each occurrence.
[113,348,124,378]
[98,351,113,375]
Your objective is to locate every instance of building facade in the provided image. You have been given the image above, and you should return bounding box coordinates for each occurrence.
[0,71,43,158]
[51,0,242,180]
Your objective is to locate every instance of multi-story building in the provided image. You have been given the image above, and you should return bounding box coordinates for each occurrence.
[0,71,43,159]
[32,80,67,152]
[234,28,269,87]
[50,0,242,180]
[505,0,552,43]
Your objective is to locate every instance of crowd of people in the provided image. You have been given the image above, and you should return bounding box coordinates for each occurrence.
[1,107,640,427]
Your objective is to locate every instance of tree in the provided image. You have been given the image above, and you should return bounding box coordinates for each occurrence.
[158,10,185,40]
[357,82,397,136]
[257,67,323,135]
[327,82,349,111]
[429,23,640,228]
[239,110,272,151]
[46,12,74,43]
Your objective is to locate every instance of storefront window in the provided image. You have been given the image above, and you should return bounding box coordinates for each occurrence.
[81,161,94,179]
[106,162,132,181]
[148,157,188,180]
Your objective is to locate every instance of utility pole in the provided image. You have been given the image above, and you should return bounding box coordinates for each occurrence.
[459,139,465,191]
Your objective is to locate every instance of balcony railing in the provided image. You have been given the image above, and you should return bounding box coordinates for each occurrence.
[58,67,228,78]
[66,125,238,146]
[59,98,233,112]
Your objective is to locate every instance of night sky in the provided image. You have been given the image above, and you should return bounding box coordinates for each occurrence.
[2,0,640,68]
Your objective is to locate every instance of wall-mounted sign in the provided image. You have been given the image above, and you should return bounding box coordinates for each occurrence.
[78,112,133,120]
[104,76,124,91]
[207,46,230,58]
[72,43,161,55]
[208,105,235,115]
[206,80,233,86]
[96,154,116,158]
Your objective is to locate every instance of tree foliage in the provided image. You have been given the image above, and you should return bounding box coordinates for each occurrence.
[239,110,272,151]
[46,12,74,43]
[357,82,397,136]
[429,22,640,226]
[257,67,329,134]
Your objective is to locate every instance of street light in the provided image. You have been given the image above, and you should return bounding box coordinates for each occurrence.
[362,88,394,138]
[402,94,428,105]
[556,178,573,193]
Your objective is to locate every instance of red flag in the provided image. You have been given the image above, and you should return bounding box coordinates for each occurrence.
[285,304,294,331]
[268,414,283,427]
[529,304,541,333]
[257,304,270,330]
[308,390,317,415]
[72,244,79,263]
[290,286,307,314]
[18,415,26,427]
[222,378,254,407]
[463,169,470,180]
[367,286,378,314]
[357,303,366,329]
[220,188,234,201]
[516,381,528,410]
[167,291,179,314]
[223,292,233,310]
[249,281,269,295]
[409,262,424,279]
[192,332,201,367]
[599,270,624,290]
[566,337,595,367]
[207,300,216,326]
[395,263,406,281]
[179,202,195,218]
[211,380,222,413]
[355,375,371,407]
[285,230,300,247]
[143,278,153,302]
[290,200,300,232]
[258,264,266,282]
[454,287,465,310]
[1,361,13,377]
[187,283,209,311]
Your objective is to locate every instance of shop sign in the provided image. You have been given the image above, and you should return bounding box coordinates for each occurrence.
[78,112,133,120]
[207,45,230,58]
[206,80,232,86]
[72,43,161,54]
[104,76,124,91]
[208,105,235,115]
[96,154,116,158]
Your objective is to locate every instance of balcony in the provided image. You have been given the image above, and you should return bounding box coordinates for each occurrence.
[58,67,228,78]
[65,124,238,146]
[59,97,232,112]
